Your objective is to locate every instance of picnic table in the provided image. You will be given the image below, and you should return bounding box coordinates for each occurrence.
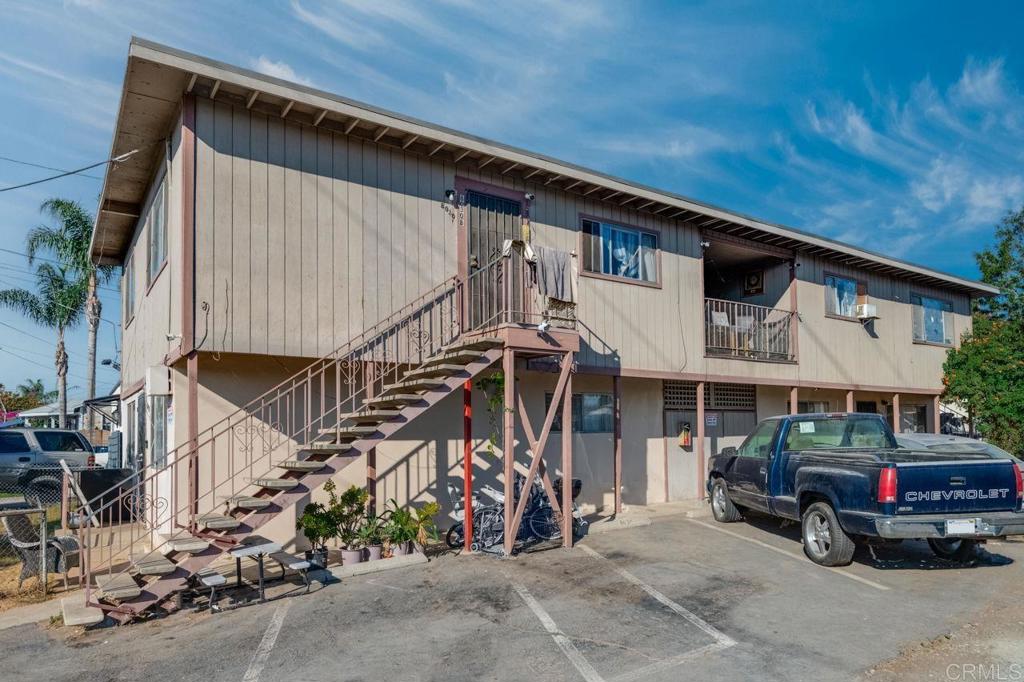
[229,535,281,603]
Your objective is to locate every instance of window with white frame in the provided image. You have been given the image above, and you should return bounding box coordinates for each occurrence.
[581,218,658,284]
[147,181,167,284]
[545,392,614,433]
[824,274,862,318]
[150,394,169,468]
[911,294,953,345]
[123,253,136,322]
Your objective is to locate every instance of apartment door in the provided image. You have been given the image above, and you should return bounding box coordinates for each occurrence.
[464,189,521,329]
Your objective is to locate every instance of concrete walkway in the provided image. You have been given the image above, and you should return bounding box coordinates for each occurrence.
[0,591,71,631]
[586,498,709,534]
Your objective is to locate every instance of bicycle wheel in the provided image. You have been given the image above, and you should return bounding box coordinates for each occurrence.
[445,522,464,549]
[528,507,562,541]
[476,507,505,549]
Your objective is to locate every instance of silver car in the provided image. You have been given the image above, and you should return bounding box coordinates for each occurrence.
[0,428,95,505]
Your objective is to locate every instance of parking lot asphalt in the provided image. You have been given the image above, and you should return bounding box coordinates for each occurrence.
[4,512,1022,682]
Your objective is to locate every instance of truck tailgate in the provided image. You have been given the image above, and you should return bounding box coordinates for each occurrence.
[896,459,1019,515]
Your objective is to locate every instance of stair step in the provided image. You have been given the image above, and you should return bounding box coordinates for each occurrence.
[382,377,445,394]
[130,551,177,576]
[167,537,210,554]
[363,394,424,410]
[226,495,272,511]
[276,460,326,472]
[300,442,354,455]
[316,425,380,440]
[422,350,485,367]
[403,364,466,379]
[341,409,402,424]
[443,336,502,352]
[253,477,300,490]
[198,513,241,531]
[95,573,142,601]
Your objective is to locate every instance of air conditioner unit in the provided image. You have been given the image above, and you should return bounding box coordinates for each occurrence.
[855,303,879,320]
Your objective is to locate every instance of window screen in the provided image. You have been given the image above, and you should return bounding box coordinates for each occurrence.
[546,392,614,433]
[825,274,861,317]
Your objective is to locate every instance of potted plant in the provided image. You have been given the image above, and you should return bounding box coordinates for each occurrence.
[296,497,336,569]
[383,499,440,556]
[332,484,369,565]
[358,512,386,561]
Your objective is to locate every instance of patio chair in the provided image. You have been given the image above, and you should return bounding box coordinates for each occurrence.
[1,513,80,591]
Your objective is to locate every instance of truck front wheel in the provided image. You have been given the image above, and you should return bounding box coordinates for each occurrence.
[927,538,978,562]
[801,502,856,566]
[710,479,742,523]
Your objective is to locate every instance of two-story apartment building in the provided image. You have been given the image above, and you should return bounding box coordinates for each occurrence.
[89,39,997,577]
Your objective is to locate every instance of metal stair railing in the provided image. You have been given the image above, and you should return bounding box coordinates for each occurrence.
[78,270,470,607]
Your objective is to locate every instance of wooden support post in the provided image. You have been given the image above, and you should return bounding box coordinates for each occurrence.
[613,375,622,515]
[502,348,515,556]
[561,358,573,548]
[892,393,901,433]
[187,352,199,521]
[463,380,473,552]
[696,381,706,499]
[932,395,941,434]
[790,386,799,415]
[846,390,854,413]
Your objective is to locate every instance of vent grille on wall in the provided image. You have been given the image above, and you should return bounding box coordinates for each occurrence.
[663,381,756,410]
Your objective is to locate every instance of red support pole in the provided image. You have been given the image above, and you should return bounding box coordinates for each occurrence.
[463,380,473,552]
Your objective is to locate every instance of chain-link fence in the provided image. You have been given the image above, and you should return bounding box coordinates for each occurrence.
[0,466,81,597]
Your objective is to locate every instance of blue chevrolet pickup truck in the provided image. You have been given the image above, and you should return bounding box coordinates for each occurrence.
[707,413,1024,566]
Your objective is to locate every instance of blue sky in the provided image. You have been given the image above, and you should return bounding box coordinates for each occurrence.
[0,0,1022,396]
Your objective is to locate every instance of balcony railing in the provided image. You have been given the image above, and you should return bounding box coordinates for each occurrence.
[704,297,796,363]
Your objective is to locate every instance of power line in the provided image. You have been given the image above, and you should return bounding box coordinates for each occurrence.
[0,275,122,328]
[0,155,103,180]
[0,148,140,193]
[0,262,121,294]
[0,347,91,383]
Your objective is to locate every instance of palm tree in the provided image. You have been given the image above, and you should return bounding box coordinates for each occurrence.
[27,199,115,429]
[15,378,58,405]
[0,264,87,427]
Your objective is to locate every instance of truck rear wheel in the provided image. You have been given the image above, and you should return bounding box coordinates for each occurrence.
[927,538,978,562]
[801,502,856,566]
[710,479,742,523]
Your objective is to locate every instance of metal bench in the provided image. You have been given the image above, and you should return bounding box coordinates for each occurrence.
[269,551,311,592]
[195,568,226,613]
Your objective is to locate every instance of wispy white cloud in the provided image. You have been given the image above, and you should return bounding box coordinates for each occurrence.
[250,55,313,87]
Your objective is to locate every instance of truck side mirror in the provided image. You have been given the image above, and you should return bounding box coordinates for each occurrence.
[721,446,737,458]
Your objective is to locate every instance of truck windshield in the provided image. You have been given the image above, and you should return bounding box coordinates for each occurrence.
[784,416,895,450]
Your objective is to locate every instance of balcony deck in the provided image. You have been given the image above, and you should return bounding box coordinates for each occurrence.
[704,297,796,363]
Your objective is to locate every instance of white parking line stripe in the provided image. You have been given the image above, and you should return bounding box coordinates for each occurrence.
[512,583,605,682]
[686,519,890,591]
[578,544,737,647]
[609,641,732,682]
[241,601,292,682]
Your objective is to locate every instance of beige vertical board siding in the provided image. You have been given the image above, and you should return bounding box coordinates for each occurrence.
[185,99,964,391]
[249,112,269,356]
[120,138,179,387]
[265,116,286,357]
[194,98,215,353]
[231,105,250,353]
[283,122,302,357]
[300,125,318,357]
[331,132,348,352]
[316,128,334,355]
[346,137,364,343]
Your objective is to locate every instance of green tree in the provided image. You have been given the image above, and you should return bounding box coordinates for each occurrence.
[26,199,115,429]
[0,263,87,428]
[943,206,1024,451]
[15,378,57,404]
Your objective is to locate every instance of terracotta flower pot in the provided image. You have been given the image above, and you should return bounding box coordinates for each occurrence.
[341,547,364,565]
[365,544,383,561]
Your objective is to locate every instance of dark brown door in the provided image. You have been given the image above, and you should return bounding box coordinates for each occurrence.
[465,190,521,330]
